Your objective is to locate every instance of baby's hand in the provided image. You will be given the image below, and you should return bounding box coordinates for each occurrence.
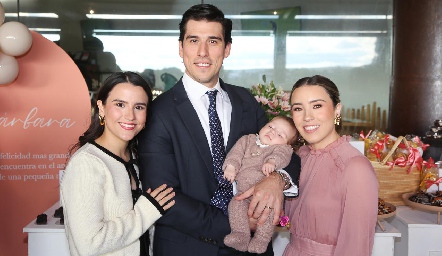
[262,162,276,176]
[223,165,236,183]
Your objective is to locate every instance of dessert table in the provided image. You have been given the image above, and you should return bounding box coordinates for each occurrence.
[23,202,69,256]
[24,202,402,256]
[387,205,442,256]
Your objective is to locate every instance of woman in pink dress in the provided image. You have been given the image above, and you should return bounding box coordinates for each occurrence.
[284,75,378,256]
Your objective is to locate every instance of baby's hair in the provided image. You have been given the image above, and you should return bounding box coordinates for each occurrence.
[271,116,298,147]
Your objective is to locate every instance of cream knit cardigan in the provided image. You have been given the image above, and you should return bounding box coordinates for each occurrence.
[61,143,162,256]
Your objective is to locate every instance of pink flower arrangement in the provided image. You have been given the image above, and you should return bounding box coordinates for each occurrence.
[250,75,291,120]
[279,215,290,228]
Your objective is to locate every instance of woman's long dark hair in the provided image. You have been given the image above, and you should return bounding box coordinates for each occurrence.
[68,71,153,159]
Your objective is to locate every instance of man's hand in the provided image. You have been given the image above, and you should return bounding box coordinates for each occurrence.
[235,172,285,225]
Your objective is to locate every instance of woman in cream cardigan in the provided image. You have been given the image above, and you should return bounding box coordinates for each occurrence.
[61,72,175,256]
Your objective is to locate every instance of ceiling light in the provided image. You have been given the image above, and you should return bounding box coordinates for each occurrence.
[86,14,278,20]
[5,12,58,18]
[29,28,61,32]
[94,29,179,34]
[228,15,278,19]
[86,14,182,19]
[288,30,387,34]
[295,15,392,20]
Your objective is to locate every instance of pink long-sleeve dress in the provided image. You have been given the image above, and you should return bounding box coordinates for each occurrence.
[283,136,378,256]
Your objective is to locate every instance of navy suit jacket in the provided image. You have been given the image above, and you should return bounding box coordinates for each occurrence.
[138,78,301,256]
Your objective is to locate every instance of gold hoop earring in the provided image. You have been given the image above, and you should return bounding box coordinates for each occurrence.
[99,115,105,126]
[334,115,341,126]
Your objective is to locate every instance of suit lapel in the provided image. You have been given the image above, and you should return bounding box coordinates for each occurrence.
[221,80,244,153]
[173,80,215,180]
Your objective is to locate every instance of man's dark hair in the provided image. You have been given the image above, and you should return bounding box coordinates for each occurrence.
[179,4,232,45]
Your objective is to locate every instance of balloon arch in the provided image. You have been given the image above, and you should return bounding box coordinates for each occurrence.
[0,2,33,85]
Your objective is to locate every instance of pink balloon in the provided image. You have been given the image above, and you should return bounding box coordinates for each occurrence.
[0,3,5,25]
[0,21,33,56]
[0,52,19,85]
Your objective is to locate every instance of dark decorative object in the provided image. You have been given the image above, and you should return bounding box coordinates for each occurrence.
[54,206,63,218]
[426,119,442,139]
[36,213,47,225]
[423,119,442,161]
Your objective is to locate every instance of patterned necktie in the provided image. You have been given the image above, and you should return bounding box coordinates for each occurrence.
[206,90,233,215]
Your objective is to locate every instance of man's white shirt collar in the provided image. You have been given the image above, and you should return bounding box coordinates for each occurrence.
[182,73,226,101]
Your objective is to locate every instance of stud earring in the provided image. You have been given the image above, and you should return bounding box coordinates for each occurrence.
[99,115,105,126]
[334,115,342,126]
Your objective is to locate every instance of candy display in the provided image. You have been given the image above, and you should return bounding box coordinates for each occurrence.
[408,191,442,207]
[357,131,426,206]
[402,192,442,224]
[426,119,442,139]
[378,198,395,215]
[377,198,396,231]
[419,158,442,193]
[359,130,428,171]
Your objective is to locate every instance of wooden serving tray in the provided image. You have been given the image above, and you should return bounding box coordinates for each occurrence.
[402,192,442,224]
[377,202,396,231]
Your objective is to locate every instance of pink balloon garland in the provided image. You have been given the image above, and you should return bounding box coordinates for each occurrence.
[0,2,33,85]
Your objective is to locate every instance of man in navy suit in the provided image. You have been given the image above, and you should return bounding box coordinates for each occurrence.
[138,4,300,256]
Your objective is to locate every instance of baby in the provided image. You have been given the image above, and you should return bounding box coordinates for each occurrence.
[223,115,298,254]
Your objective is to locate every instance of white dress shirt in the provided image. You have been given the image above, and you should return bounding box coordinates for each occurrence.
[182,73,232,152]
